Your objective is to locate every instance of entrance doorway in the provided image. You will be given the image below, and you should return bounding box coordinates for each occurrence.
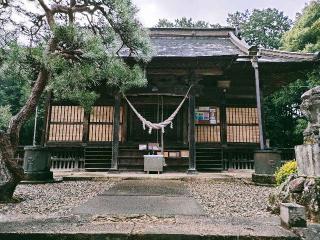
[127,101,184,144]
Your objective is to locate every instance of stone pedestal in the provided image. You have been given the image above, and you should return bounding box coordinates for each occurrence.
[295,144,320,177]
[252,150,281,184]
[280,203,307,228]
[23,146,53,181]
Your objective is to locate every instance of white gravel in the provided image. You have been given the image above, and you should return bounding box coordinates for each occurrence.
[187,178,274,218]
[0,180,117,218]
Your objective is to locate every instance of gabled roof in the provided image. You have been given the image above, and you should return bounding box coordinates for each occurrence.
[149,28,243,57]
[148,28,320,63]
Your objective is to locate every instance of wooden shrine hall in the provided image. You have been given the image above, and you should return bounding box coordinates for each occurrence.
[43,28,319,172]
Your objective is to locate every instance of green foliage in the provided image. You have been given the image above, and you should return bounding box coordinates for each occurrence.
[275,161,297,185]
[0,0,152,145]
[155,17,221,28]
[264,1,320,147]
[264,79,309,147]
[282,0,320,52]
[46,25,148,112]
[0,105,12,131]
[227,8,293,49]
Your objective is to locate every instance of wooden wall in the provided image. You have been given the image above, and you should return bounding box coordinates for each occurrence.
[47,105,259,144]
[89,106,123,142]
[48,106,84,142]
[195,106,259,143]
[226,107,259,143]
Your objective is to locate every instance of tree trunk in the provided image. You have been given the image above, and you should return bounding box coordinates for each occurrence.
[0,133,23,202]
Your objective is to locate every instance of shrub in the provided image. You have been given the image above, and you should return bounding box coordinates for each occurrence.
[275,160,297,185]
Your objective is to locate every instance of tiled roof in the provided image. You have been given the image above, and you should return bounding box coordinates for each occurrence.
[148,28,243,57]
[124,28,320,63]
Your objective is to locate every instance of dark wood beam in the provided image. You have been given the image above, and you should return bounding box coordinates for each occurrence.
[110,93,121,171]
[148,67,223,76]
[41,91,52,146]
[82,111,90,143]
[220,90,227,146]
[252,57,266,150]
[187,91,197,174]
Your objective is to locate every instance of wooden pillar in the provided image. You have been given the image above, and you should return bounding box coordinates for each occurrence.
[82,111,90,143]
[252,56,266,150]
[187,92,197,174]
[220,90,227,146]
[41,91,52,146]
[110,93,121,171]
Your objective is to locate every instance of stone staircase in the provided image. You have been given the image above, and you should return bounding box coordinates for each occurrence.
[84,146,112,171]
[196,147,223,171]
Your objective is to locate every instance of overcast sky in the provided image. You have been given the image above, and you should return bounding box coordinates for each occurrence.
[132,0,310,27]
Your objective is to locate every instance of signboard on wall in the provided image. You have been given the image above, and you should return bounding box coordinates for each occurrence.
[195,107,217,124]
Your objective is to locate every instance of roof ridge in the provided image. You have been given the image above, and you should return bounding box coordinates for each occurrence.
[148,28,235,37]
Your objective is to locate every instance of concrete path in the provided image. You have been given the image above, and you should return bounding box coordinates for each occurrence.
[73,180,205,216]
[0,178,302,239]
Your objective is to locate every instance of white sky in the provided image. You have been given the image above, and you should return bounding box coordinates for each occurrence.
[132,0,310,27]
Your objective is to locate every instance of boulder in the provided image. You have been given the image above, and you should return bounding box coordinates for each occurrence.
[289,177,305,193]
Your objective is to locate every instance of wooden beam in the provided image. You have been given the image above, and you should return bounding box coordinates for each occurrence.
[41,91,52,146]
[110,93,121,171]
[82,111,90,143]
[252,57,266,150]
[188,91,197,174]
[148,67,223,76]
[220,90,227,146]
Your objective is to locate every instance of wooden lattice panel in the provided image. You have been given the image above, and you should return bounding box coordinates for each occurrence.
[88,106,123,142]
[48,106,84,142]
[226,107,259,143]
[196,125,221,142]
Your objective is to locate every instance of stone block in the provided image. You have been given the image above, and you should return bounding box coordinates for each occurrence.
[254,150,281,175]
[252,173,275,184]
[295,144,320,177]
[280,203,307,228]
[144,155,164,173]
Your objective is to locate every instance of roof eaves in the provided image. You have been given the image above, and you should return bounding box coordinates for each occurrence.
[259,49,319,61]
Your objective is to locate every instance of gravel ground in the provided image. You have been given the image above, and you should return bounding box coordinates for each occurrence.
[187,178,275,218]
[0,180,117,218]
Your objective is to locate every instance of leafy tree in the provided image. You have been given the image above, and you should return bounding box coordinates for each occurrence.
[281,0,320,52]
[155,17,221,28]
[227,8,293,49]
[0,0,152,201]
[264,1,320,147]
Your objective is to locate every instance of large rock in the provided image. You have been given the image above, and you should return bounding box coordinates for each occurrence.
[295,144,320,177]
[289,177,305,193]
[300,86,320,143]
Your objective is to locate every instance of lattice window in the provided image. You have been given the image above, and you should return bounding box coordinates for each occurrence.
[88,106,123,142]
[226,107,259,143]
[48,106,84,142]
